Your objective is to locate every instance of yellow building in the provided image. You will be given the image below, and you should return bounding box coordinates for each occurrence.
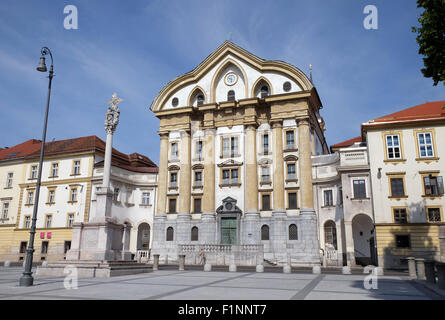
[362,101,445,268]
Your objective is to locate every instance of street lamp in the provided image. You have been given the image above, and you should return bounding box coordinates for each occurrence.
[19,47,54,287]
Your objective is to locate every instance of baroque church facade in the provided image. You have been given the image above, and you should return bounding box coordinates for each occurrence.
[150,41,329,266]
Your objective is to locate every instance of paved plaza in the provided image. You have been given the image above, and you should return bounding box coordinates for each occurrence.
[0,267,442,300]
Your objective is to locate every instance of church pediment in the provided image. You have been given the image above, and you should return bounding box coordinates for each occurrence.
[150,41,314,113]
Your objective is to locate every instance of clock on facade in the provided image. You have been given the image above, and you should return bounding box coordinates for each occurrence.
[224,72,238,86]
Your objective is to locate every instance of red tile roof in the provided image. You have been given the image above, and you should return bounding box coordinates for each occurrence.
[371,101,445,124]
[94,160,159,173]
[0,136,158,171]
[0,139,42,161]
[330,136,362,149]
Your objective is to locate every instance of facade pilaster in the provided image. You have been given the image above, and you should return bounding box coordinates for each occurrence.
[272,121,285,213]
[156,133,169,215]
[297,118,315,211]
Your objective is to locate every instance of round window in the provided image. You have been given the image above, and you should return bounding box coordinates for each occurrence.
[172,97,179,107]
[283,81,291,92]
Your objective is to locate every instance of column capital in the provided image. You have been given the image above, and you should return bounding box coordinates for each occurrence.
[204,128,216,136]
[158,132,169,139]
[245,124,257,131]
[271,121,283,129]
[297,118,310,126]
[179,129,191,139]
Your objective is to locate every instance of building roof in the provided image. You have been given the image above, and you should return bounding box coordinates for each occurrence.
[330,136,362,152]
[369,101,445,124]
[0,136,158,171]
[0,139,42,161]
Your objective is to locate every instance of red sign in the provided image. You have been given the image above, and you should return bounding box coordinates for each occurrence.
[40,232,45,239]
[47,232,52,239]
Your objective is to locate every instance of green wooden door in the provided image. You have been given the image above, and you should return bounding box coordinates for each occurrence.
[221,218,237,245]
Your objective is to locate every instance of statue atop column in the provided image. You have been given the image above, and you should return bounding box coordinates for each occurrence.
[105,93,122,134]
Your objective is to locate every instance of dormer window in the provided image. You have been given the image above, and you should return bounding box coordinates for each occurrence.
[260,85,269,98]
[227,90,235,101]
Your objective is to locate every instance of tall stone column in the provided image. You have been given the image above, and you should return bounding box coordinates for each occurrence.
[177,130,192,243]
[344,221,356,266]
[201,129,217,244]
[298,118,315,213]
[245,125,258,213]
[156,133,169,215]
[272,121,285,214]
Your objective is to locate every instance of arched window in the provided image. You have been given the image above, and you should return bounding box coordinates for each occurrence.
[261,225,269,241]
[227,90,235,101]
[289,224,298,240]
[166,227,174,241]
[260,85,269,98]
[191,226,199,241]
[197,94,204,106]
[324,220,337,250]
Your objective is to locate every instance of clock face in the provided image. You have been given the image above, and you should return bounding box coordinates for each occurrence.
[225,72,238,86]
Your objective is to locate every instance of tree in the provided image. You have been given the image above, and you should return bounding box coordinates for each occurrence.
[412,0,445,86]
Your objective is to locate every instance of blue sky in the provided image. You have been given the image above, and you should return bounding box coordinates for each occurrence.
[0,0,443,164]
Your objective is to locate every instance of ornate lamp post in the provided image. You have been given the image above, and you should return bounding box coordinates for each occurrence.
[19,47,54,287]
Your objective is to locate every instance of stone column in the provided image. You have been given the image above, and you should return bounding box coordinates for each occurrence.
[156,133,169,215]
[153,254,159,271]
[298,118,315,212]
[344,221,355,266]
[202,129,215,214]
[178,254,185,271]
[178,130,191,214]
[272,121,285,214]
[416,258,426,280]
[102,132,113,188]
[245,125,258,213]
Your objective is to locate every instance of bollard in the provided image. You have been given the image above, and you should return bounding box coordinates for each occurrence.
[41,261,48,268]
[204,263,212,272]
[436,262,445,290]
[229,264,237,272]
[312,265,321,274]
[178,254,185,271]
[424,261,436,284]
[256,264,264,273]
[153,254,160,271]
[4,261,11,267]
[283,264,291,274]
[342,266,351,274]
[407,257,416,277]
[416,258,426,280]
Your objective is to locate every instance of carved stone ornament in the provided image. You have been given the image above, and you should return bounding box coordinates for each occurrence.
[104,93,123,134]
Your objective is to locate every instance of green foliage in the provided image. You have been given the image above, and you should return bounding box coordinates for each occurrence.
[411,0,445,86]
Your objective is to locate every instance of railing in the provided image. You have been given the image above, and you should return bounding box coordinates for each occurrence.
[136,250,150,260]
[178,244,263,253]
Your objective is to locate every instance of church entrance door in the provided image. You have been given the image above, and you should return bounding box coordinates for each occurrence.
[221,217,237,245]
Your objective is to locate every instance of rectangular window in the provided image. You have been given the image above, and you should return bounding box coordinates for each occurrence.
[262,194,271,211]
[418,132,434,158]
[41,241,49,254]
[171,143,178,159]
[231,137,238,156]
[141,192,150,205]
[287,163,296,180]
[231,169,238,184]
[24,216,31,229]
[73,161,81,175]
[427,208,442,222]
[196,141,203,159]
[395,235,410,248]
[222,138,230,157]
[70,188,78,202]
[393,208,408,224]
[424,176,444,196]
[193,198,202,213]
[353,180,366,199]
[194,171,202,186]
[286,131,295,149]
[2,202,9,219]
[170,172,178,188]
[45,215,52,228]
[288,192,297,209]
[31,165,38,179]
[324,190,333,207]
[168,198,176,214]
[222,168,239,185]
[51,163,58,177]
[67,214,74,227]
[27,191,34,205]
[390,178,405,197]
[64,241,71,254]
[261,167,270,183]
[263,134,269,154]
[113,188,120,201]
[386,135,401,159]
[20,241,27,254]
[222,169,230,185]
[6,172,13,188]
[48,190,55,203]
